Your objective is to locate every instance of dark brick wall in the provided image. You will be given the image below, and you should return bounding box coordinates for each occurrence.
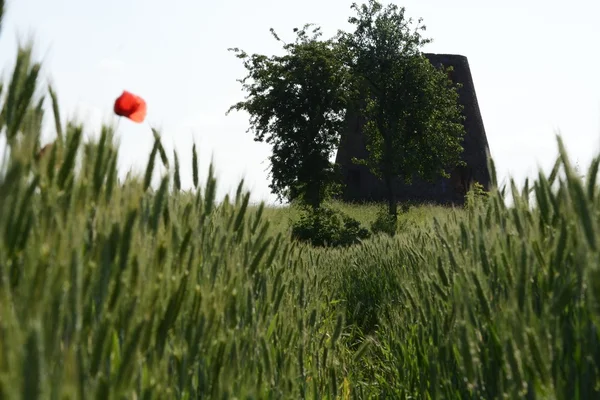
[334,53,491,205]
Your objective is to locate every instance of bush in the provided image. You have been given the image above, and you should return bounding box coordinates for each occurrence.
[464,181,489,210]
[291,206,371,247]
[370,206,398,236]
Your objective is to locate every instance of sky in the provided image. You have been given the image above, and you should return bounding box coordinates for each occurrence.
[0,0,599,204]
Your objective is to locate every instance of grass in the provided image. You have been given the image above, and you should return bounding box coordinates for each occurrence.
[2,43,600,399]
[256,200,460,239]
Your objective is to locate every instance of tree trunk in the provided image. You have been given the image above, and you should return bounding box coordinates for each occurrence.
[382,124,397,221]
[384,172,397,219]
[307,182,321,211]
[383,171,398,236]
[376,96,398,232]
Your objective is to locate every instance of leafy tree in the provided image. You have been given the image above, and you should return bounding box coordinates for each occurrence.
[228,25,352,210]
[339,0,466,221]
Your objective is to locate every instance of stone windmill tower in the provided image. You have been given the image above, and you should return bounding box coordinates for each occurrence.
[334,53,492,205]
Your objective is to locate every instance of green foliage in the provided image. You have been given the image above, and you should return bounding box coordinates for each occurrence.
[229,1,465,217]
[291,206,371,247]
[0,48,349,395]
[319,148,600,398]
[464,181,489,210]
[340,0,466,219]
[0,41,42,151]
[228,24,352,209]
[369,205,398,236]
[330,238,404,336]
[3,15,600,400]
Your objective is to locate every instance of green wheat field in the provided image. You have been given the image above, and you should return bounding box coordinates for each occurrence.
[2,40,600,400]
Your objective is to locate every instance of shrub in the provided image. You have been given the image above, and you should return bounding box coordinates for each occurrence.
[464,181,489,210]
[370,206,398,236]
[291,206,371,247]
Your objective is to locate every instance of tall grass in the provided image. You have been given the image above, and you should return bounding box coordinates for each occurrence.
[1,41,600,399]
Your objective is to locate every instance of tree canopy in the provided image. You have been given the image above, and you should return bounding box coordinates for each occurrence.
[229,1,466,222]
[228,25,352,209]
[339,0,466,218]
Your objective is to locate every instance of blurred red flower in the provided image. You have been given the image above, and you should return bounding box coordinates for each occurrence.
[114,90,147,123]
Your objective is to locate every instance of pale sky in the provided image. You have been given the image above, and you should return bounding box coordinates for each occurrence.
[1,0,599,204]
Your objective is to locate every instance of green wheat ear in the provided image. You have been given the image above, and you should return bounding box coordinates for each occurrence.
[48,84,63,143]
[144,139,159,190]
[192,142,199,188]
[151,128,169,169]
[173,149,181,191]
[22,323,46,400]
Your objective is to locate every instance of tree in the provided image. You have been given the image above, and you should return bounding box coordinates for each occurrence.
[338,0,466,220]
[227,25,352,210]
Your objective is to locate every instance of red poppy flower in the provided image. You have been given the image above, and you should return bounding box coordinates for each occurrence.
[114,90,147,123]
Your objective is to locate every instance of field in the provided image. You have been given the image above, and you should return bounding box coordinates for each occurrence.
[2,48,600,399]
